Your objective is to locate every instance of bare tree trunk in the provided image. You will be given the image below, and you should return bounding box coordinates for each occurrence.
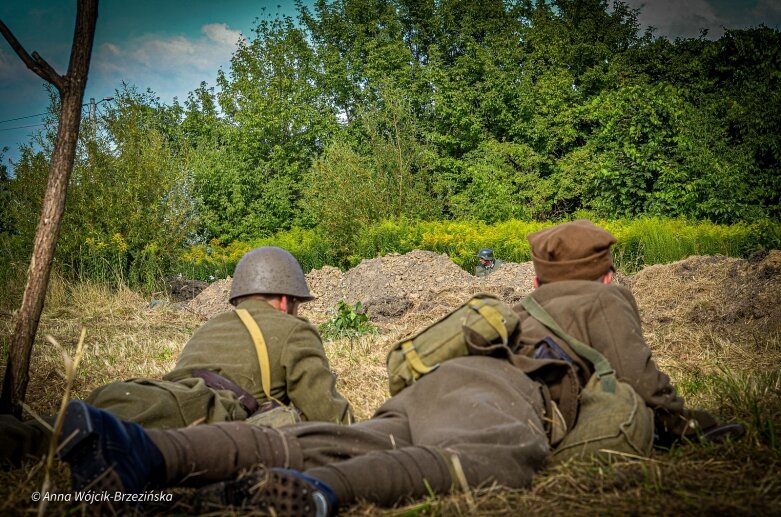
[0,0,99,417]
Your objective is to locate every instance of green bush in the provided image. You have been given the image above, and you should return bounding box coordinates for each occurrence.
[175,227,336,281]
[178,217,781,279]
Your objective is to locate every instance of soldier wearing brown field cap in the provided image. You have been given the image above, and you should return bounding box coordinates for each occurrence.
[57,221,740,516]
[516,219,721,441]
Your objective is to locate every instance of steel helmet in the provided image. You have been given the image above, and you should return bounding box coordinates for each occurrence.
[477,248,495,261]
[229,247,314,304]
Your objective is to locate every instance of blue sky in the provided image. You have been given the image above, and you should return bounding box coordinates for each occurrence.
[1,0,780,164]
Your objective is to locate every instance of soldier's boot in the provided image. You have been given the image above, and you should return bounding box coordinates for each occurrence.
[194,467,338,517]
[57,400,164,492]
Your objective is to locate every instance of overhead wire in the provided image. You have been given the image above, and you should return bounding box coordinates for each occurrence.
[0,112,50,124]
[0,123,46,132]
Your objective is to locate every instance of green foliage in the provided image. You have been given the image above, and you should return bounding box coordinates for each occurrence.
[59,87,195,290]
[303,85,441,254]
[186,15,339,242]
[176,227,336,281]
[3,1,780,296]
[319,300,377,341]
[0,86,196,292]
[183,217,779,278]
[446,140,544,222]
[604,217,780,272]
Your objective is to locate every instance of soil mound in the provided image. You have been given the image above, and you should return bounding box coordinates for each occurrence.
[187,277,232,320]
[626,250,781,338]
[187,249,781,342]
[187,250,537,328]
[167,277,208,302]
[340,250,472,323]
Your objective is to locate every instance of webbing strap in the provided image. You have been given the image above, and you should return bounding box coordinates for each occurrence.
[401,341,439,377]
[521,296,616,393]
[467,300,508,345]
[235,309,284,405]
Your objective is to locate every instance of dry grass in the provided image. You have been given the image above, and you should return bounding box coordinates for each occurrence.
[1,275,780,516]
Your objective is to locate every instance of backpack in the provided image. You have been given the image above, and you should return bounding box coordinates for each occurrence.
[520,296,654,463]
[386,294,520,396]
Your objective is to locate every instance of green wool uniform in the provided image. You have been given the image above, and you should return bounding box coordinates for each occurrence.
[87,299,352,427]
[0,299,351,466]
[141,281,703,507]
[474,259,504,277]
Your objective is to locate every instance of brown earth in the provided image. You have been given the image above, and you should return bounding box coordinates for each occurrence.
[187,249,781,346]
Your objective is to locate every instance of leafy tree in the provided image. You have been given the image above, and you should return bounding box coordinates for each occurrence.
[56,86,196,285]
[189,16,338,241]
[303,85,439,255]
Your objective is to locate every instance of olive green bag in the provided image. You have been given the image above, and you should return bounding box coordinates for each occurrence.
[387,294,519,395]
[521,297,654,464]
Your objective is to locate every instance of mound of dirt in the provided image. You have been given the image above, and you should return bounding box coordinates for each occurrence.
[187,250,538,328]
[186,249,781,342]
[187,277,232,321]
[167,277,209,302]
[339,251,472,322]
[302,265,345,320]
[626,250,781,338]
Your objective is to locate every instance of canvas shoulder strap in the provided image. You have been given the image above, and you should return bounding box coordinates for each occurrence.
[235,308,284,405]
[467,298,508,344]
[520,296,616,393]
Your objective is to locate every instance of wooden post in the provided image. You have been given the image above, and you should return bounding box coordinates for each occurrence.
[0,0,99,417]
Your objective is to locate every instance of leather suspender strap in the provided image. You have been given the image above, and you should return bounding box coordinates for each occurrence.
[235,309,284,405]
[191,368,259,415]
[521,296,617,393]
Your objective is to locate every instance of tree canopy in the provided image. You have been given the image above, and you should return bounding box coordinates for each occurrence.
[1,0,779,283]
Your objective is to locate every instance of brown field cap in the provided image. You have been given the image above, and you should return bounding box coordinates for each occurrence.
[528,220,616,282]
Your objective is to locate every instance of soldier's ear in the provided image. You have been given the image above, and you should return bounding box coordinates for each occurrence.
[533,277,541,289]
[601,271,614,285]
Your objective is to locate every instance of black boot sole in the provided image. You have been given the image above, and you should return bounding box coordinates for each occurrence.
[194,469,327,516]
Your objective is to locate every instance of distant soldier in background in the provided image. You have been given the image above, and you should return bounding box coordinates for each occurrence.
[474,247,504,277]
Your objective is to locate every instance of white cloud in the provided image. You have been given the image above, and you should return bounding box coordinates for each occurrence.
[203,23,244,47]
[92,23,245,101]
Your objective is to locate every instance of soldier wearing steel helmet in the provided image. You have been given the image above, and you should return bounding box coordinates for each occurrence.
[475,248,504,277]
[0,247,352,466]
[84,246,353,427]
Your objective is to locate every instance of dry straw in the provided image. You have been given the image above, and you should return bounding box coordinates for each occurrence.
[1,250,780,514]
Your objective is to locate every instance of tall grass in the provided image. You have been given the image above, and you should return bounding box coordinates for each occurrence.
[606,218,780,272]
[179,217,780,278]
[2,217,775,294]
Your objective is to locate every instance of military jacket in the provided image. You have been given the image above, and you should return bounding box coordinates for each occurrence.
[513,281,692,435]
[166,299,352,424]
[475,259,504,277]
